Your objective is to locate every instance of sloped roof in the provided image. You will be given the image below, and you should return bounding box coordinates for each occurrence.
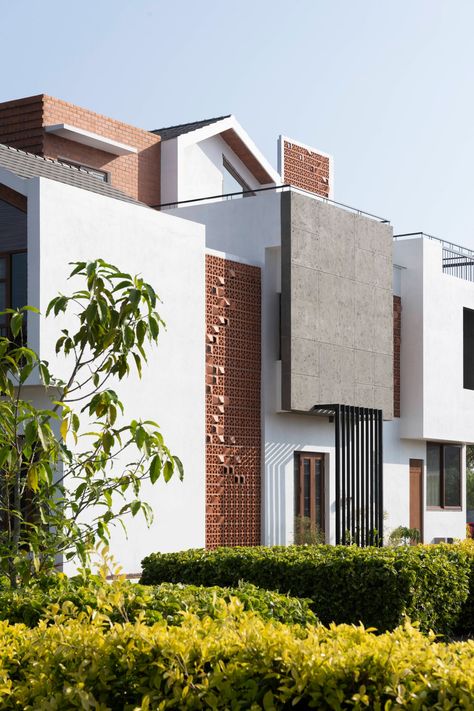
[0,143,140,205]
[151,115,231,141]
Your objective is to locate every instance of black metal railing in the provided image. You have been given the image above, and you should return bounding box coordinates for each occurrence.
[394,232,474,283]
[152,184,390,223]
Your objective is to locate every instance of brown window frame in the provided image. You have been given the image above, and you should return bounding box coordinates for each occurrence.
[426,442,462,511]
[294,452,325,534]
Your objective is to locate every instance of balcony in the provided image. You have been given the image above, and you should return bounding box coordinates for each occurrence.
[394,232,474,283]
[154,183,390,224]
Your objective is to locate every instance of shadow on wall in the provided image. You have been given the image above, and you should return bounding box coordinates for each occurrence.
[137,142,161,205]
[265,441,301,546]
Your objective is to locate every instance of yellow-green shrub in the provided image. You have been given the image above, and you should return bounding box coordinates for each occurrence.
[1,605,474,708]
[0,575,316,627]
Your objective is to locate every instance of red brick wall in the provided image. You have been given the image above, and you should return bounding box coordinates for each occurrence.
[282,139,330,197]
[205,255,261,547]
[0,95,161,206]
[393,296,401,418]
[0,95,44,153]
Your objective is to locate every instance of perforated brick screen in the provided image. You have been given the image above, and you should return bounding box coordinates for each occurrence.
[205,255,261,547]
[281,138,330,197]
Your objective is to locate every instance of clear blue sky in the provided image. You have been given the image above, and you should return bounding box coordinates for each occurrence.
[2,1,473,246]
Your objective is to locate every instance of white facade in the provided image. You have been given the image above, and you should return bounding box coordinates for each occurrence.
[170,191,474,546]
[1,107,473,575]
[160,115,280,206]
[21,176,207,573]
[395,237,474,444]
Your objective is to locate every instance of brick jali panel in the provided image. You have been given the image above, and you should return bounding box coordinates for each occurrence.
[393,296,401,418]
[282,139,330,197]
[205,255,261,548]
[0,94,161,206]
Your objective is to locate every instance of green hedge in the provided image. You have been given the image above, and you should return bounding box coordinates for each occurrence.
[140,544,470,634]
[456,539,474,634]
[0,574,316,627]
[1,608,474,708]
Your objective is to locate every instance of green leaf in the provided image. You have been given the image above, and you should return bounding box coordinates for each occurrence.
[130,500,141,516]
[135,426,146,449]
[10,311,23,338]
[0,446,10,469]
[263,690,275,711]
[38,362,51,386]
[163,460,174,483]
[173,456,184,481]
[150,455,162,484]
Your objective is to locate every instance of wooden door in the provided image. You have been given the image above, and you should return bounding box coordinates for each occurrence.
[296,453,325,534]
[409,459,423,543]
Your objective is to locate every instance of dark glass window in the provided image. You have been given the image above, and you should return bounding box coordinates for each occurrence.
[11,252,27,311]
[427,442,462,509]
[0,252,27,337]
[464,307,474,390]
[59,158,109,183]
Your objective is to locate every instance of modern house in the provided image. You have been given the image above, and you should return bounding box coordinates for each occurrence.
[0,94,471,574]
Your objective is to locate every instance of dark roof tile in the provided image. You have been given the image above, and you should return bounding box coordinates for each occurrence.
[0,144,141,205]
[151,115,230,141]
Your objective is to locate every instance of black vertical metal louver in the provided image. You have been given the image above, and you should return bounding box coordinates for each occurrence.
[313,405,384,546]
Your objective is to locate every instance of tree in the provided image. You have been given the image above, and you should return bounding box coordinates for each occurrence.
[0,259,182,588]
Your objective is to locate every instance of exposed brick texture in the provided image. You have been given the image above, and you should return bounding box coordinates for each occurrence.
[0,95,161,205]
[282,139,330,197]
[205,255,261,548]
[393,295,401,418]
[0,95,44,154]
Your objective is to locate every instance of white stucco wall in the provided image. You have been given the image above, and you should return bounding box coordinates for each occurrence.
[395,236,474,444]
[25,177,206,574]
[178,134,262,203]
[160,127,275,206]
[167,189,282,264]
[393,235,473,542]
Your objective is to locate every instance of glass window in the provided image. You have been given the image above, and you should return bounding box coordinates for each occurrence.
[222,157,251,198]
[11,252,27,311]
[59,158,108,183]
[464,308,474,390]
[427,444,441,506]
[444,446,461,507]
[427,442,462,509]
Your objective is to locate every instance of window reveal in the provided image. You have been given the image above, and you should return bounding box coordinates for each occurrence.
[427,442,461,509]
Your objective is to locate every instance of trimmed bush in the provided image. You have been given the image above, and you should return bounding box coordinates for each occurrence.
[1,608,474,708]
[0,574,316,627]
[456,539,474,633]
[141,544,470,634]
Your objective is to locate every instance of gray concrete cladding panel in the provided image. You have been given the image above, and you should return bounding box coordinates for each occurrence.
[281,191,394,419]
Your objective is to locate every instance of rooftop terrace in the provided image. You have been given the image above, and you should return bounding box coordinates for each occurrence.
[394,232,474,283]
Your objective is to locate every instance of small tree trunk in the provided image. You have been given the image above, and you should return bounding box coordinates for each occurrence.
[9,466,21,589]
